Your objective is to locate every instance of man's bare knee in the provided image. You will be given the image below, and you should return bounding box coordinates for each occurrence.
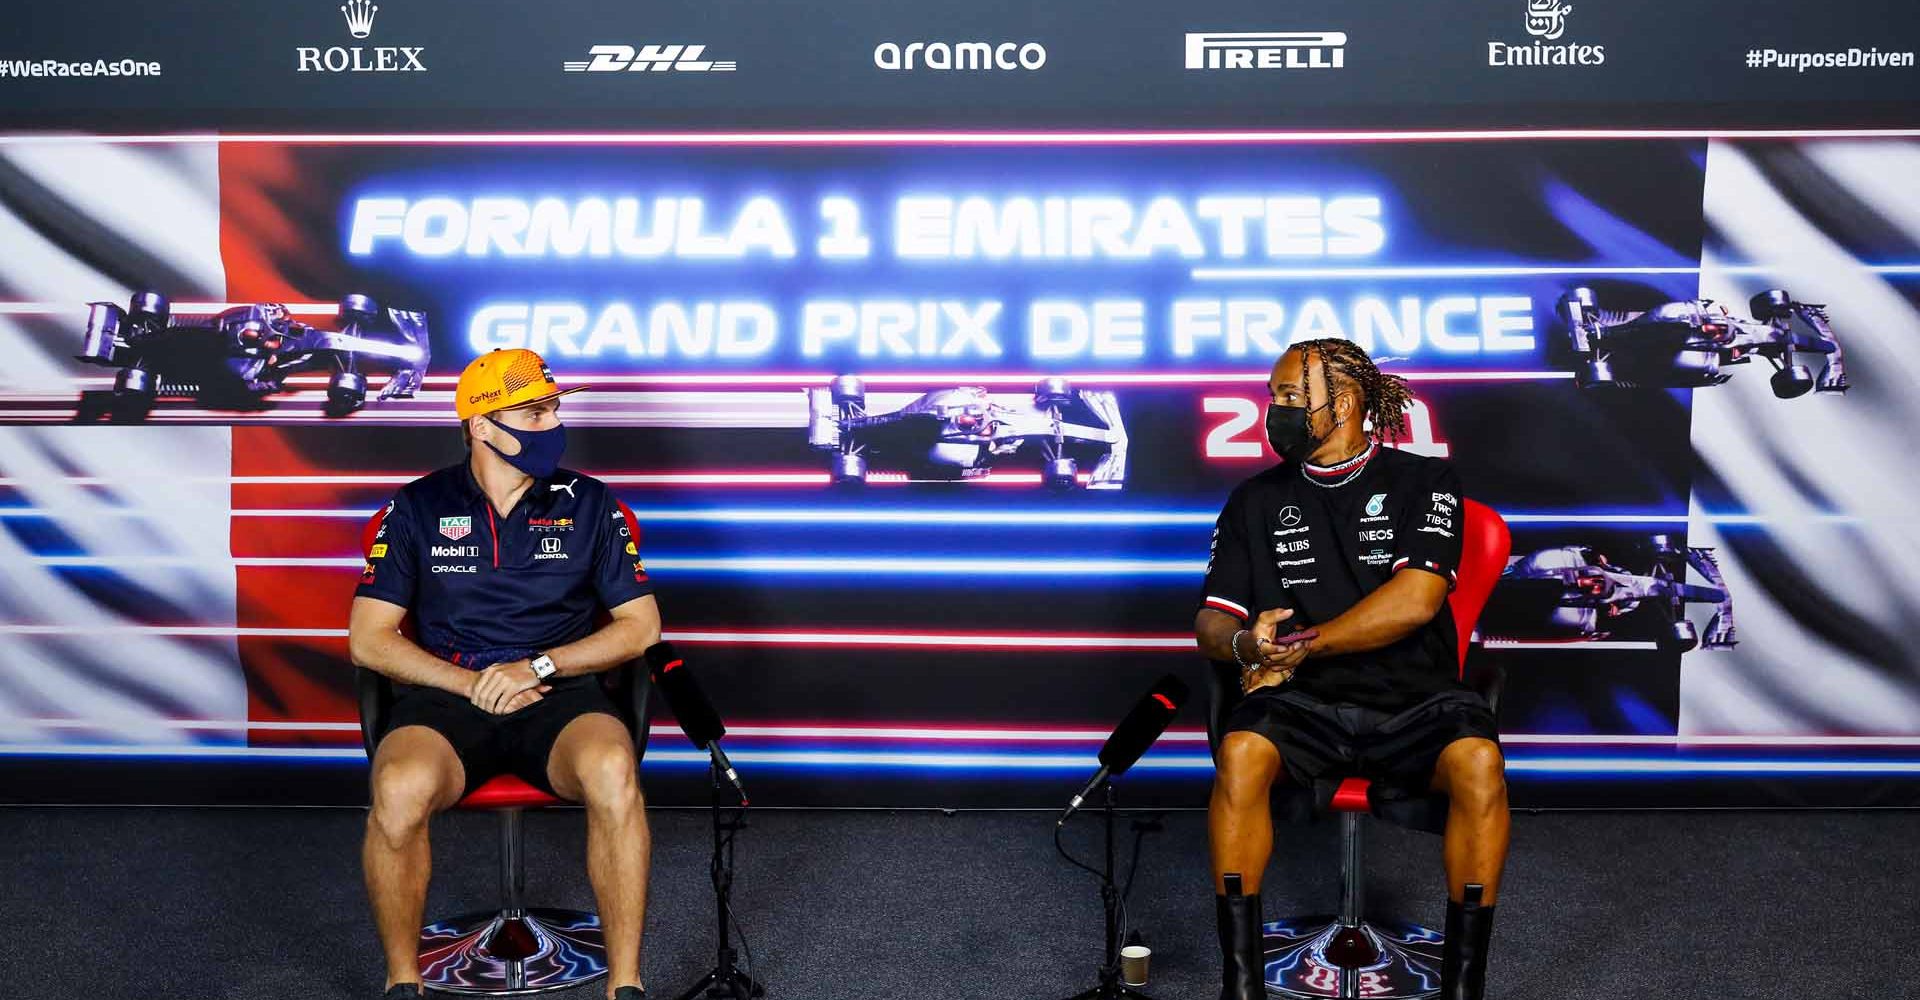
[1439,738,1507,813]
[369,749,455,845]
[1217,732,1282,806]
[571,741,640,815]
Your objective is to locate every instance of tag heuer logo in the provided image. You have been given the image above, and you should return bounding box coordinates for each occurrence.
[439,516,472,540]
[1365,493,1387,517]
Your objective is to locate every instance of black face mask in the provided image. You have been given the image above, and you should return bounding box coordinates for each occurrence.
[1266,402,1334,464]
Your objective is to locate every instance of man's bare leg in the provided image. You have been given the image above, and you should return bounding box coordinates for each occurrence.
[1429,736,1510,903]
[547,713,650,998]
[365,726,466,990]
[1209,731,1284,893]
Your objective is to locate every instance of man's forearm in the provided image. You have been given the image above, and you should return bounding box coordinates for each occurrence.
[350,629,474,696]
[1196,609,1246,663]
[546,616,661,678]
[1307,572,1445,658]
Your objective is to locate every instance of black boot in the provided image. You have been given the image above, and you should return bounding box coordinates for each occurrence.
[1216,873,1264,1000]
[1441,884,1497,1000]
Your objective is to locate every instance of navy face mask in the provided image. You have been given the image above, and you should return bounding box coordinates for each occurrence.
[484,416,567,479]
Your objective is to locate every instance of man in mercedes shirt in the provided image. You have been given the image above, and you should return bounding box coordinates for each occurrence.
[1198,339,1509,1000]
[349,348,659,1000]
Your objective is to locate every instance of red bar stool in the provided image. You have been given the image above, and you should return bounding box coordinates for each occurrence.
[1207,499,1511,999]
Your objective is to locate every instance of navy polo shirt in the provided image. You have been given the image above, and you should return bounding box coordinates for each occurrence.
[355,462,654,667]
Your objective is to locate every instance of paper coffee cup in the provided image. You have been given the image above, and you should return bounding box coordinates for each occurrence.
[1120,944,1152,987]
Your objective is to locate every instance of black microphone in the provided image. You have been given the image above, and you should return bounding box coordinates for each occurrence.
[645,641,748,805]
[1057,674,1189,826]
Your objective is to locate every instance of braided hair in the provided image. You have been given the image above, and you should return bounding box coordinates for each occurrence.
[1290,338,1414,444]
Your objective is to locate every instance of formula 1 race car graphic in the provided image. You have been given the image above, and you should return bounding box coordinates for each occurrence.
[1557,287,1847,398]
[1479,535,1737,652]
[77,291,430,419]
[806,376,1128,488]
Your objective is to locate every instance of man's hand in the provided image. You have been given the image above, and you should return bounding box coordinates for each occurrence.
[1250,607,1294,646]
[468,659,544,715]
[1242,607,1314,694]
[497,684,552,714]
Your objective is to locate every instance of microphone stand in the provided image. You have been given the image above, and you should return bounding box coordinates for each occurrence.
[1060,780,1158,1000]
[674,753,763,1000]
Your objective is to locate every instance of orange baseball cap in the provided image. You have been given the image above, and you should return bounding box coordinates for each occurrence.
[454,348,588,420]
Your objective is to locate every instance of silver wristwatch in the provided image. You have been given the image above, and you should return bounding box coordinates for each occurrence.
[529,653,558,680]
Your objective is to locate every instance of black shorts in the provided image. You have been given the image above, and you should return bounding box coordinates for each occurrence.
[1225,686,1498,799]
[381,675,622,799]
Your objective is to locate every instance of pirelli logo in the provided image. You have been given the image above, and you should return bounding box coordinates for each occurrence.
[1185,31,1347,70]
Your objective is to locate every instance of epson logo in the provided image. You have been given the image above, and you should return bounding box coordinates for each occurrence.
[564,44,737,73]
[874,41,1047,72]
[1185,31,1346,71]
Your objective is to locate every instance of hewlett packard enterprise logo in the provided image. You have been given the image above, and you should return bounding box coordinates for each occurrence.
[1185,32,1347,71]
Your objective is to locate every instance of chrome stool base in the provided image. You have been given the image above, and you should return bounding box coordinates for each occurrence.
[419,907,608,995]
[1262,915,1443,999]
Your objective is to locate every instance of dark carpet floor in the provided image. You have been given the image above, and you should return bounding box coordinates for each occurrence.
[1,807,1914,999]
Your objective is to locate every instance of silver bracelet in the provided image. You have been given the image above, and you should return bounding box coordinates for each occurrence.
[1231,629,1253,669]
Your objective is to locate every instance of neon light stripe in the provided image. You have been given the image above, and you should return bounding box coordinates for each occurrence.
[0,302,338,316]
[22,555,1209,573]
[629,556,1205,574]
[1476,638,1662,651]
[1499,734,1920,747]
[1191,263,1920,280]
[5,128,1918,145]
[1502,758,1920,775]
[1195,265,1703,280]
[13,718,1920,749]
[0,505,1863,529]
[5,744,1919,776]
[0,624,1198,649]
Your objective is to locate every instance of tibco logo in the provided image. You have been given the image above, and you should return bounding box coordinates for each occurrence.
[874,41,1046,71]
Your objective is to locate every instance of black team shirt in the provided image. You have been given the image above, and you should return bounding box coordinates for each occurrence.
[1201,442,1465,712]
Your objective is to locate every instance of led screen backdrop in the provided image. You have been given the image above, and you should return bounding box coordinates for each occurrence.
[4,0,1919,808]
[2,133,1916,808]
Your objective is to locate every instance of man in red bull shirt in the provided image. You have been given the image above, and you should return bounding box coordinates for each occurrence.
[349,348,659,1000]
